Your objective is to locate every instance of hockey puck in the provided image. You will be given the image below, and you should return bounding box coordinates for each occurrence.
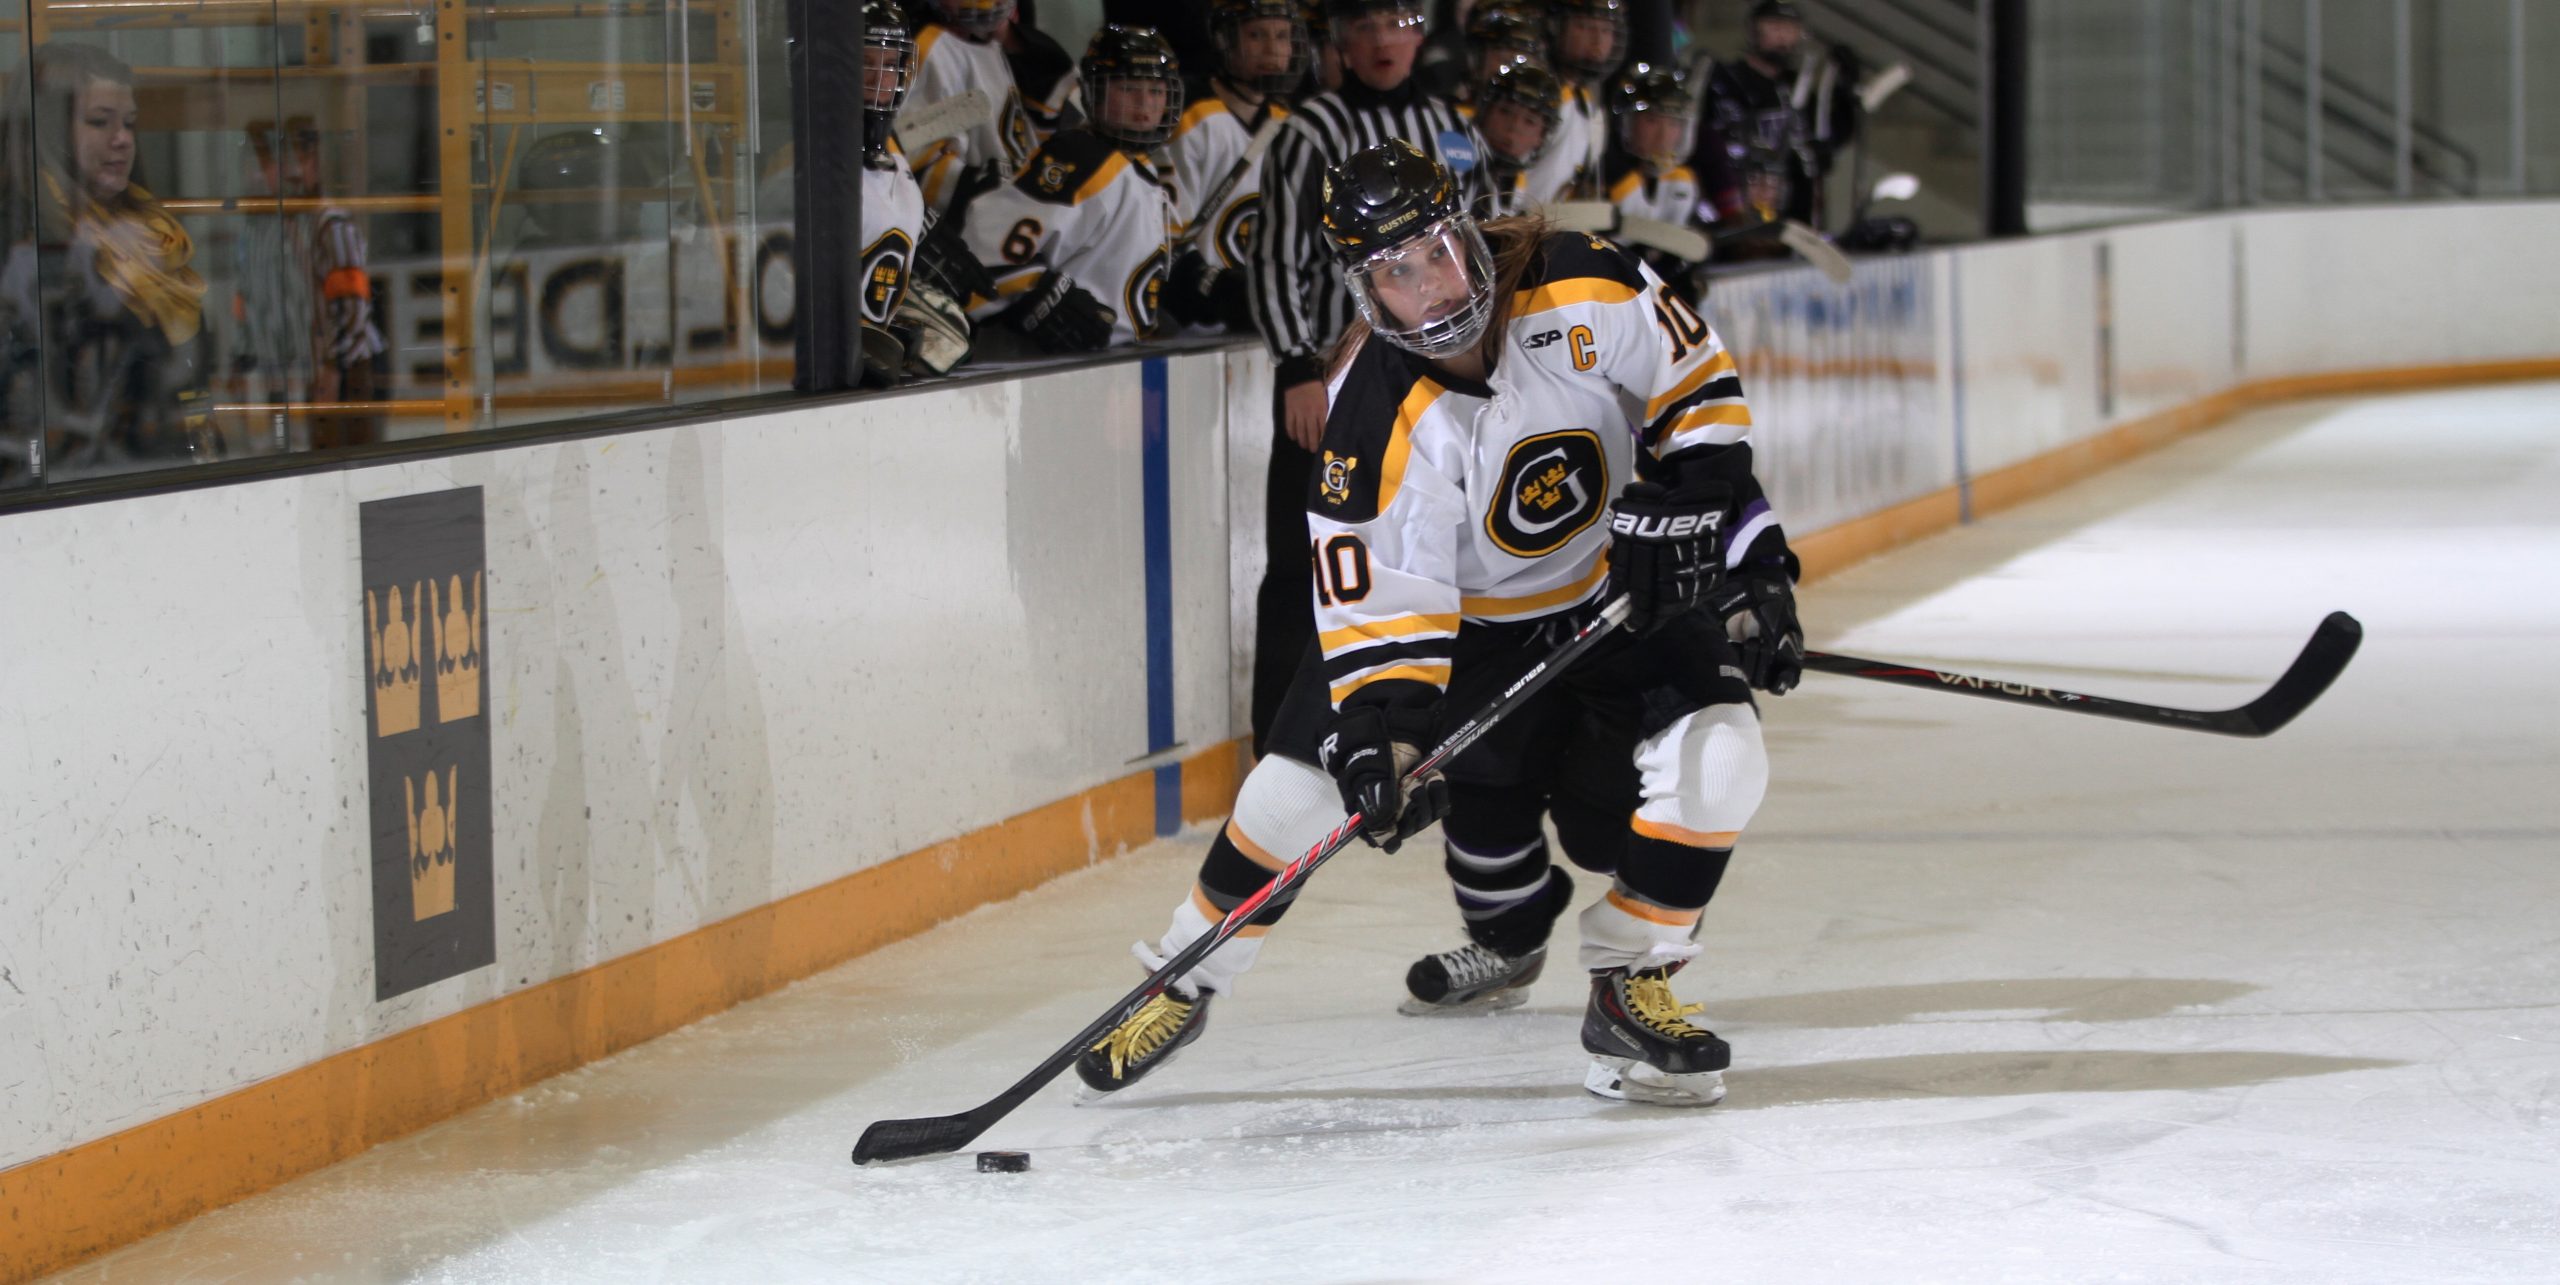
[975,1150,1031,1173]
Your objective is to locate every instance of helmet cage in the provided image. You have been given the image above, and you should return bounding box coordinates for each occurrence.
[1547,0,1627,81]
[863,27,918,118]
[1341,213,1497,359]
[1474,64,1565,168]
[1212,2,1313,96]
[1083,70,1183,149]
[933,0,1012,40]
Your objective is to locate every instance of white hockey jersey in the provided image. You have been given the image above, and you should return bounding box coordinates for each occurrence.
[961,127,1176,346]
[1307,232,1788,709]
[1166,90,1287,270]
[859,142,927,324]
[1520,82,1607,205]
[908,23,1041,214]
[1605,156,1704,232]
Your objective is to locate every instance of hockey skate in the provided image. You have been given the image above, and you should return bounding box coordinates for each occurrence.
[1580,963,1730,1107]
[1074,983,1212,1095]
[1400,868,1573,1016]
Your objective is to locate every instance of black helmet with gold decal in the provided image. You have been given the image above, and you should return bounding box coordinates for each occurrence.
[1321,140,1494,359]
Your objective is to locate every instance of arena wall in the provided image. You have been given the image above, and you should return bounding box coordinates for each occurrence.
[5,200,2559,1281]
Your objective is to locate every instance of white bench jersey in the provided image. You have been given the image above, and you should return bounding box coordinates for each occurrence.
[962,127,1177,346]
[1167,92,1287,271]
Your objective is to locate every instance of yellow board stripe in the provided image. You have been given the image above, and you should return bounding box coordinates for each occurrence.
[1645,350,1738,421]
[1317,612,1463,654]
[1606,889,1703,927]
[1328,663,1453,704]
[1460,551,1610,617]
[0,741,1251,1281]
[1630,816,1742,848]
[1512,276,1641,319]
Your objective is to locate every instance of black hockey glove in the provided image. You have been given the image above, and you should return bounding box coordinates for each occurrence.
[1164,248,1251,331]
[1708,566,1805,694]
[856,319,908,389]
[914,216,997,306]
[1607,481,1730,632]
[1319,700,1448,854]
[1002,270,1116,353]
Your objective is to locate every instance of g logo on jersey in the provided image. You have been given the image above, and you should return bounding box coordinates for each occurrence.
[1486,430,1606,557]
[1214,192,1261,269]
[859,229,914,324]
[1127,245,1169,337]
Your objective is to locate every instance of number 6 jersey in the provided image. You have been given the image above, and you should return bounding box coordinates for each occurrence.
[1307,231,1792,710]
[960,126,1177,347]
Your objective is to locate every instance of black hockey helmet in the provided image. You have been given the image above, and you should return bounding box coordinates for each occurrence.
[1322,0,1427,39]
[929,0,1011,41]
[1473,59,1565,168]
[863,0,918,158]
[1747,1,1809,73]
[1609,62,1696,168]
[1321,140,1495,358]
[1080,24,1184,149]
[1209,0,1312,95]
[1463,1,1546,74]
[1546,0,1628,82]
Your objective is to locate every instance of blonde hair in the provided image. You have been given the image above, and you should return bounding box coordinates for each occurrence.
[1326,212,1554,379]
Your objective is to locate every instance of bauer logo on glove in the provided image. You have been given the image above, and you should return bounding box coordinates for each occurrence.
[1609,507,1723,540]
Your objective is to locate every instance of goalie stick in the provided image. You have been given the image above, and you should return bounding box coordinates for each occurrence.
[852,596,1636,1165]
[1803,611,2362,737]
[1541,200,1711,263]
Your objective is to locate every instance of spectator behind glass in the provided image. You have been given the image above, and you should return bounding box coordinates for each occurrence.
[0,41,212,485]
[238,115,386,450]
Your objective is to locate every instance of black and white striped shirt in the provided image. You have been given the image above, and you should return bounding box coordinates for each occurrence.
[1247,76,1481,388]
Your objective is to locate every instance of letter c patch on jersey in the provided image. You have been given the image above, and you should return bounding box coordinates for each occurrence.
[1486,429,1607,558]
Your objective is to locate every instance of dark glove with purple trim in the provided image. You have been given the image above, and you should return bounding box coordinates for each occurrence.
[1319,701,1448,853]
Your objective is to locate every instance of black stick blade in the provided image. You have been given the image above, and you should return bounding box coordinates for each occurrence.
[2231,610,2362,736]
[853,1113,983,1165]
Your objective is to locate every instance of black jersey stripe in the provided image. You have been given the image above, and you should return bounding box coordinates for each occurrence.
[1318,636,1456,683]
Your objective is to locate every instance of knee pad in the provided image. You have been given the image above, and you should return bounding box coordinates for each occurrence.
[1632,702,1767,840]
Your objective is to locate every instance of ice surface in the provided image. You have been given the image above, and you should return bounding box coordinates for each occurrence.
[51,385,2560,1283]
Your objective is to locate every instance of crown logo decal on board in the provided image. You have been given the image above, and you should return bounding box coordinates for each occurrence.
[406,765,458,921]
[368,583,424,738]
[433,571,485,724]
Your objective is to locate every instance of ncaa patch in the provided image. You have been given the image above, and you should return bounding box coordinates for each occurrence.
[1437,129,1478,175]
[1486,429,1606,557]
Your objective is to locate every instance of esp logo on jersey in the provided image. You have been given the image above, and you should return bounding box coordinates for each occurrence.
[1486,429,1606,557]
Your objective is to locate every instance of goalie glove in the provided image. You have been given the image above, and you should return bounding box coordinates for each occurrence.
[1318,699,1448,853]
[1709,567,1805,694]
[893,279,973,376]
[1002,270,1116,353]
[1607,481,1729,632]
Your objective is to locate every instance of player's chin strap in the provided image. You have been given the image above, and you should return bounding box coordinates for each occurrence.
[851,596,1637,1166]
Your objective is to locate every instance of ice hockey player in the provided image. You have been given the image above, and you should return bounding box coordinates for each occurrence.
[1455,1,1546,103]
[960,25,1181,354]
[1163,0,1308,332]
[1469,59,1564,220]
[1697,0,1861,229]
[1601,64,1705,277]
[908,0,1042,213]
[1521,0,1628,204]
[851,0,930,385]
[1076,140,1804,1108]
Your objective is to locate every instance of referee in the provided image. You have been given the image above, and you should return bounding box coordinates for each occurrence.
[1245,0,1479,753]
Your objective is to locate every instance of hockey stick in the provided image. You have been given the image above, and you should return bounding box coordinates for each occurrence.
[1777,220,1855,284]
[853,596,1635,1165]
[1541,201,1713,262]
[895,88,994,155]
[1176,105,1285,254]
[1802,611,2362,737]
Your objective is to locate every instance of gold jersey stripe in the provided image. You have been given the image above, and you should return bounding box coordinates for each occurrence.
[1644,349,1738,421]
[1666,401,1753,436]
[1460,549,1609,617]
[1317,612,1463,654]
[1376,376,1437,513]
[1328,663,1453,705]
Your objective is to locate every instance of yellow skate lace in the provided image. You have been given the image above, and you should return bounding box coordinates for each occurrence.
[1624,972,1709,1039]
[1090,991,1193,1078]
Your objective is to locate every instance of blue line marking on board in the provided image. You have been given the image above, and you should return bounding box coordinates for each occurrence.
[1141,357,1180,836]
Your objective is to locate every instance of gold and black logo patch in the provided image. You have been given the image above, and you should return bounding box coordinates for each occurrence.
[859,228,914,324]
[1127,245,1168,337]
[1485,429,1606,558]
[1319,450,1360,506]
[1215,192,1262,268]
